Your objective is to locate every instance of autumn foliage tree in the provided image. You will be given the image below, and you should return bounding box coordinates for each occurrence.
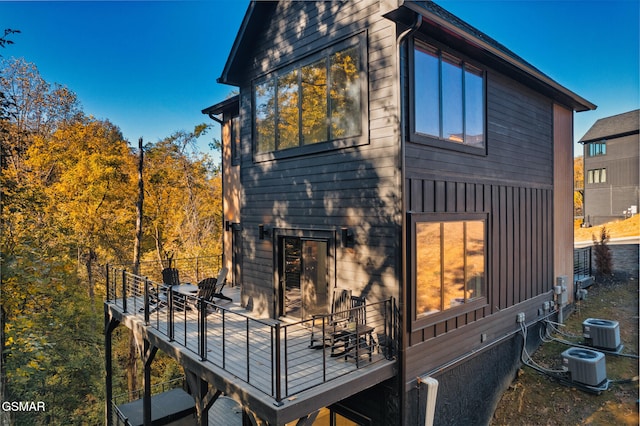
[0,57,223,422]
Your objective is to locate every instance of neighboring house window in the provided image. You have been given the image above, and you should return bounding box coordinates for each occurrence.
[253,37,364,157]
[411,40,485,151]
[412,214,486,321]
[587,168,607,184]
[588,140,606,157]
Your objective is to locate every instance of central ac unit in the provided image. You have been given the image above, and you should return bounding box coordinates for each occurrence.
[583,318,621,350]
[561,348,607,386]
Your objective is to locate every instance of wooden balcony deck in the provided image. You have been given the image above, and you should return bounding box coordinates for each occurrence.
[105,267,397,425]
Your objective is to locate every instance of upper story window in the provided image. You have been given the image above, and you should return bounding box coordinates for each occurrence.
[253,36,366,160]
[411,40,485,152]
[587,140,606,157]
[411,213,487,326]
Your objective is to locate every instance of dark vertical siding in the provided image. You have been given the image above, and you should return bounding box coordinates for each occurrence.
[583,133,640,224]
[235,0,400,316]
[404,64,555,373]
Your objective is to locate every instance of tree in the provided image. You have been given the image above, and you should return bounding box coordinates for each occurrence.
[0,59,133,423]
[0,28,19,426]
[0,56,224,422]
[0,29,19,51]
[142,127,222,263]
[592,226,613,276]
[24,118,137,300]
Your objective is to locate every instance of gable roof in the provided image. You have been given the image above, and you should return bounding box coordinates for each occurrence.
[579,109,640,143]
[217,0,595,112]
[217,1,276,87]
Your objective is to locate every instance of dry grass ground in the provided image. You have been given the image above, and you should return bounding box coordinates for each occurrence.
[491,267,639,424]
[575,215,640,242]
[493,216,639,425]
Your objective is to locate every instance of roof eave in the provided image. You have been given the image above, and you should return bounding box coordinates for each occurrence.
[217,2,257,87]
[400,1,596,112]
[218,2,278,87]
[201,95,240,117]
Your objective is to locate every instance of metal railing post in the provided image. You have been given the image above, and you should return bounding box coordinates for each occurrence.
[199,298,207,361]
[246,318,250,383]
[384,299,389,359]
[144,277,150,325]
[274,323,282,404]
[106,264,111,301]
[222,311,226,370]
[121,269,127,313]
[283,325,288,397]
[321,317,326,382]
[168,286,174,341]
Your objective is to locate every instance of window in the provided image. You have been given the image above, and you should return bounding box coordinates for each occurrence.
[231,115,240,165]
[587,168,607,184]
[412,40,485,150]
[253,38,363,157]
[412,215,486,321]
[588,140,606,157]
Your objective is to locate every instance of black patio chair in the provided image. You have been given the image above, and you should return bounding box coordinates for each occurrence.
[197,267,231,304]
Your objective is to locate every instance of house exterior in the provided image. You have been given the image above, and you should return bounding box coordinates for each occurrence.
[104,1,595,425]
[579,109,639,226]
[202,1,594,423]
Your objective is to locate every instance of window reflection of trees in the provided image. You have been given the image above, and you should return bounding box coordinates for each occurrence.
[415,220,485,318]
[277,70,299,150]
[255,80,275,152]
[254,43,361,153]
[301,59,328,144]
[330,46,361,139]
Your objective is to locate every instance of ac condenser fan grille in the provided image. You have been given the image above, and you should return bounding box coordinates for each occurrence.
[569,349,599,359]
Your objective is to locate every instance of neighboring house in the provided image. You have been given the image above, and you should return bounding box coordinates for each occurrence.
[579,109,640,226]
[105,1,595,425]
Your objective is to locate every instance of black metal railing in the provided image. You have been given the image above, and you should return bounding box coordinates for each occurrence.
[112,377,186,406]
[106,265,396,404]
[574,246,592,277]
[112,405,131,426]
[114,256,223,287]
[110,377,186,426]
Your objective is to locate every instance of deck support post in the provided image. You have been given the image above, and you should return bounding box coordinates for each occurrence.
[185,369,220,426]
[242,408,270,426]
[104,309,120,426]
[142,340,158,426]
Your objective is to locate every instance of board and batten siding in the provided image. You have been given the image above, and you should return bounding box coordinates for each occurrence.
[403,63,556,375]
[235,0,401,317]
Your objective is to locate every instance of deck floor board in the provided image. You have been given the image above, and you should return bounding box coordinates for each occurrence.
[110,289,388,399]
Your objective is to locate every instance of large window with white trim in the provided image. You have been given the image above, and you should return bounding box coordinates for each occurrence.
[411,39,485,152]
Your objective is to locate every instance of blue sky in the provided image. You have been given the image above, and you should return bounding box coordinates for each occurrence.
[1,1,638,157]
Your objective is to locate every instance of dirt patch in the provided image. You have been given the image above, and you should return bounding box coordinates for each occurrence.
[491,277,639,425]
